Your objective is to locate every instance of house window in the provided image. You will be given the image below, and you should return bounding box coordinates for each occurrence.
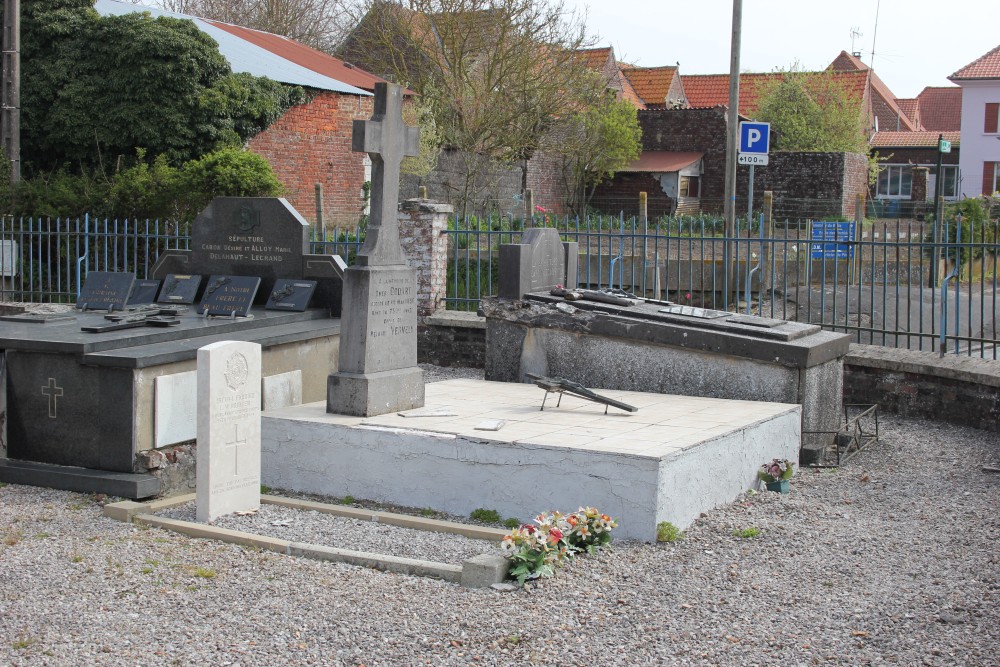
[986,162,1000,196]
[876,165,912,199]
[679,175,700,198]
[932,165,960,199]
[985,103,999,133]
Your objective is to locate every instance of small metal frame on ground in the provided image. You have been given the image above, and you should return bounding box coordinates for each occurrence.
[804,404,880,467]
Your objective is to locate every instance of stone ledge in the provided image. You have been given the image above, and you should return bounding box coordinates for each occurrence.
[845,344,1000,388]
[424,310,486,330]
[105,493,508,587]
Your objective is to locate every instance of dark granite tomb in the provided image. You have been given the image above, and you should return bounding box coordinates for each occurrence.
[152,197,345,314]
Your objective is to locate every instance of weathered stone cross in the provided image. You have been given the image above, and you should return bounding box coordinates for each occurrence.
[352,82,419,266]
[41,377,63,419]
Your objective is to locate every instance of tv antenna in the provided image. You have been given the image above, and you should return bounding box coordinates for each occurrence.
[850,27,863,56]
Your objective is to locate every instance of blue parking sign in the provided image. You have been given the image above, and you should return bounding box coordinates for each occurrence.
[739,122,770,154]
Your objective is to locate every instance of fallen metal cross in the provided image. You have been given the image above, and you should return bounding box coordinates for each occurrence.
[525,373,638,414]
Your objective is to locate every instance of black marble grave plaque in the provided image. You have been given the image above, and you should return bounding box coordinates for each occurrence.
[126,279,161,305]
[157,274,202,304]
[77,272,135,311]
[198,275,261,317]
[265,279,317,311]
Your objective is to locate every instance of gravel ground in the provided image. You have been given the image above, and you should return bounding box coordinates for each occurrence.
[0,373,997,666]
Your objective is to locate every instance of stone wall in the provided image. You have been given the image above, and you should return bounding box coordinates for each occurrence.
[249,92,374,227]
[417,312,486,368]
[844,345,1000,431]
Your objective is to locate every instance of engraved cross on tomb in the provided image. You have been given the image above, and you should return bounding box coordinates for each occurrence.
[352,82,419,266]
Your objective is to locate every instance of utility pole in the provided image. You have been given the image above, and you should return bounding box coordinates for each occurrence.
[722,0,742,309]
[2,0,20,183]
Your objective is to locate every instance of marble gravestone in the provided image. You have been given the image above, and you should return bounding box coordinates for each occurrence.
[327,83,424,417]
[196,340,262,522]
[498,227,578,299]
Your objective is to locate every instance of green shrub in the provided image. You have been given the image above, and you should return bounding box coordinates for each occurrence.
[656,521,684,543]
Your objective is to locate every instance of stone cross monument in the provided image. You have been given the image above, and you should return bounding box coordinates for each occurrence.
[327,83,425,416]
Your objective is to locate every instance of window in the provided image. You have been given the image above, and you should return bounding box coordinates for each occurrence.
[985,103,999,134]
[932,165,960,199]
[876,165,912,199]
[679,175,700,198]
[985,162,1000,196]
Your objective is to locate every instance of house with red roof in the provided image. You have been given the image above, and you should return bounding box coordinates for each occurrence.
[96,0,399,226]
[949,44,1000,198]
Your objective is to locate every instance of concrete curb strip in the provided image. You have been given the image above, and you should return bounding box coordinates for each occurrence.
[105,495,511,587]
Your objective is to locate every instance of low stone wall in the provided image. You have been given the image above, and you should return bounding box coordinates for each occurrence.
[844,345,1000,431]
[417,311,486,368]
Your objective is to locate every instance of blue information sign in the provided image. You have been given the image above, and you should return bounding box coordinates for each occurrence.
[810,221,856,260]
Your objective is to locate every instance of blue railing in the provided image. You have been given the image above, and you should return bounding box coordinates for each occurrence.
[0,213,995,358]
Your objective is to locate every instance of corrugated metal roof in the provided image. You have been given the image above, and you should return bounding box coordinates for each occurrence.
[619,151,703,173]
[94,0,371,96]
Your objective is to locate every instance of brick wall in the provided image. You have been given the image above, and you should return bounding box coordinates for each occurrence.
[400,149,524,214]
[398,200,452,317]
[591,172,674,218]
[248,92,374,228]
[525,150,566,215]
[758,152,870,220]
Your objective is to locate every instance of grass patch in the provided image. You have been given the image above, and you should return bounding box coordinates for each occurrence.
[260,484,272,495]
[340,495,356,505]
[11,635,38,650]
[3,530,23,546]
[192,567,216,579]
[732,527,761,539]
[656,522,684,543]
[70,554,84,563]
[503,518,521,529]
[469,508,502,523]
[419,508,437,518]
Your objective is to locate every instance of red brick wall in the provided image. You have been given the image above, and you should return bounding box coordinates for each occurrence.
[248,92,375,228]
[525,150,566,215]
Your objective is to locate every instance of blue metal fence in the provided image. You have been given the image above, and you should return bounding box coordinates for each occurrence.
[0,213,995,359]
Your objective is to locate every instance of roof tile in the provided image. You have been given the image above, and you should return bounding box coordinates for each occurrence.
[621,66,679,107]
[870,130,960,148]
[915,87,962,131]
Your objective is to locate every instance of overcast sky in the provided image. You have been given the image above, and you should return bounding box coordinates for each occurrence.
[564,0,997,99]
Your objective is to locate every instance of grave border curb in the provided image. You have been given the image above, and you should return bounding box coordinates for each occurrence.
[104,494,510,588]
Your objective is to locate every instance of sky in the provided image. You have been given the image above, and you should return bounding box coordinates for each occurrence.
[563,0,998,99]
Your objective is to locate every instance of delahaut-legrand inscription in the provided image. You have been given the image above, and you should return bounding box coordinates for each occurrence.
[199,234,295,264]
[368,275,415,340]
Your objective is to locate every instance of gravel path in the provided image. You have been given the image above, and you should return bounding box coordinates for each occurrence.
[1,407,997,665]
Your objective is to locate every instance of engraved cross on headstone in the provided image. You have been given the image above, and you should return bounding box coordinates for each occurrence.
[224,423,248,476]
[352,82,419,266]
[41,378,63,419]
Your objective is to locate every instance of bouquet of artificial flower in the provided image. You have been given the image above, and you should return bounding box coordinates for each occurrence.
[757,458,795,483]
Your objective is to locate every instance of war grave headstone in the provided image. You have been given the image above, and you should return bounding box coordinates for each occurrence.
[327,82,424,417]
[127,279,162,306]
[77,271,135,311]
[0,197,347,498]
[157,274,202,304]
[498,227,578,299]
[196,340,261,522]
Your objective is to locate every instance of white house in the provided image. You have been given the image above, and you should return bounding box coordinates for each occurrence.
[950,45,1000,198]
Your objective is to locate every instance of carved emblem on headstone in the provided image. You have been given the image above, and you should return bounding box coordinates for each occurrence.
[224,353,249,391]
[234,205,261,233]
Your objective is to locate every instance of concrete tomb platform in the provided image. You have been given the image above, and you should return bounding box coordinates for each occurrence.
[262,379,801,542]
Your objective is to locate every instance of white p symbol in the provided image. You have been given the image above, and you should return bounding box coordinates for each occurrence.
[748,128,761,147]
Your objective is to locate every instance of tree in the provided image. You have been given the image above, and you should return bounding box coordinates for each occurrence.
[750,68,868,153]
[543,90,641,217]
[16,0,306,174]
[341,0,605,212]
[150,0,355,52]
